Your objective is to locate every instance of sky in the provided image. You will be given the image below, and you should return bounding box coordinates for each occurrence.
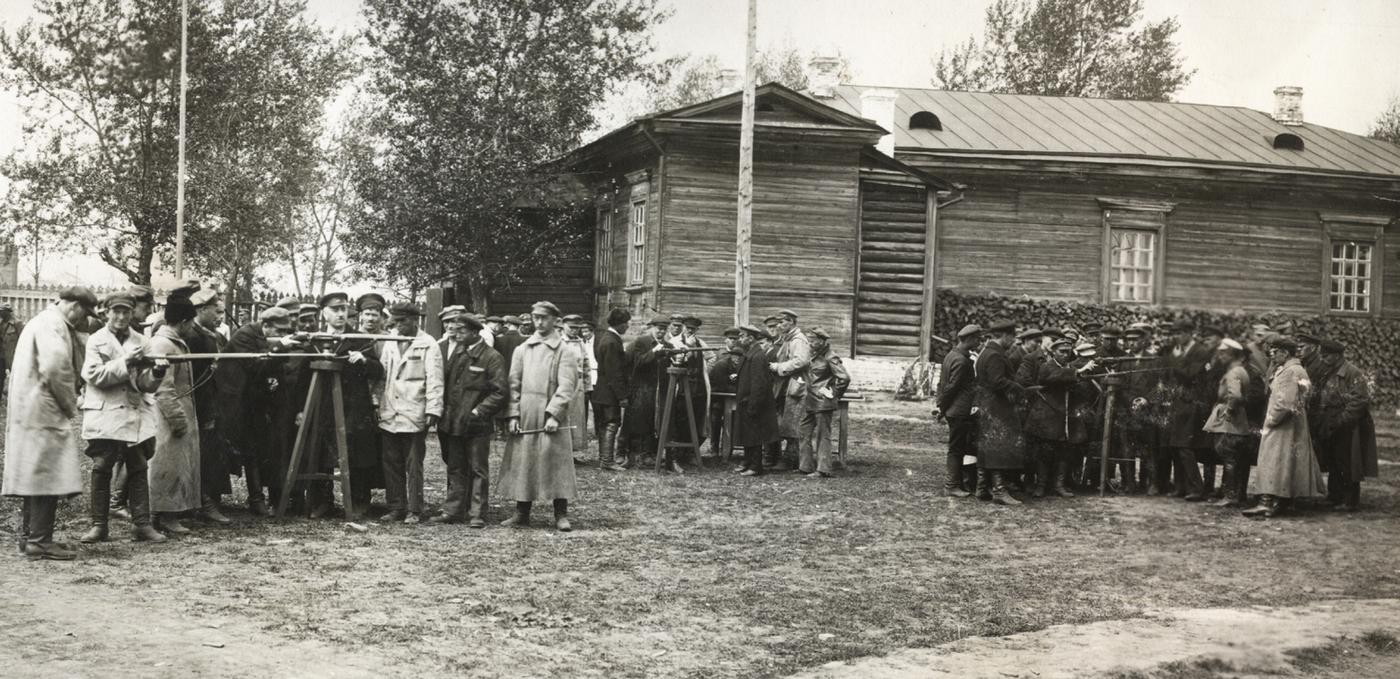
[0,0,1397,286]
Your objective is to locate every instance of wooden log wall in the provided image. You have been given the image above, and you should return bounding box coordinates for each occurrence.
[656,136,862,353]
[902,159,1400,317]
[855,182,927,357]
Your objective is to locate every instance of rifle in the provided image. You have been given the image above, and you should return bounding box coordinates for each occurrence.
[144,352,332,362]
[291,332,415,343]
[657,346,724,356]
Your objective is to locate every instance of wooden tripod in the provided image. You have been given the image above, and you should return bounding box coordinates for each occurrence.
[275,359,355,517]
[654,366,704,471]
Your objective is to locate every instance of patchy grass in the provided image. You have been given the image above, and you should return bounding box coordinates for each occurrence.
[3,396,1400,678]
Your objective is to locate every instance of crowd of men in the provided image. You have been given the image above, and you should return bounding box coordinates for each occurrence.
[934,319,1379,519]
[1,283,849,561]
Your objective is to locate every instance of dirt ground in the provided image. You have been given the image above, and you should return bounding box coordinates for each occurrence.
[3,395,1400,678]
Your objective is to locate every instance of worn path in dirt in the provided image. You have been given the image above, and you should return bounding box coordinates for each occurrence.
[793,598,1400,679]
[0,573,394,679]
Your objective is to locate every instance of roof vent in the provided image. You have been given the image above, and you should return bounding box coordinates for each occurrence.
[807,55,842,99]
[1273,133,1304,151]
[909,111,942,131]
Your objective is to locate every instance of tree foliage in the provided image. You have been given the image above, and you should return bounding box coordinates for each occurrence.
[932,0,1193,102]
[648,45,852,111]
[1370,96,1400,146]
[0,0,348,288]
[350,0,668,310]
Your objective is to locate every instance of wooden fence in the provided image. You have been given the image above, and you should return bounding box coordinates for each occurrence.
[0,284,304,328]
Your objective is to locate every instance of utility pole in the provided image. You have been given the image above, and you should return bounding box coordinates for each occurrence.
[174,0,189,278]
[733,0,756,327]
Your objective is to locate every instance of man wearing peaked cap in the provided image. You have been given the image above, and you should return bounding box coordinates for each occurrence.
[766,306,810,471]
[186,286,234,525]
[480,314,504,349]
[1157,316,1214,502]
[1204,336,1253,508]
[430,302,506,527]
[621,312,670,469]
[378,296,443,524]
[559,313,594,464]
[1098,325,1124,358]
[1007,327,1042,379]
[708,325,746,460]
[438,305,468,325]
[936,323,982,497]
[591,307,631,472]
[356,293,387,334]
[297,304,319,333]
[973,316,1026,506]
[1310,336,1377,512]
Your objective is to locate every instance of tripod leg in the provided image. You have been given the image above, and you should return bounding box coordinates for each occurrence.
[681,380,701,469]
[655,375,678,473]
[331,374,354,519]
[278,371,323,517]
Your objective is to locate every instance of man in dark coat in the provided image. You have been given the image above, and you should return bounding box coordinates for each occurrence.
[1117,327,1160,494]
[430,311,507,526]
[935,324,980,497]
[622,316,668,468]
[494,314,528,372]
[187,290,232,524]
[735,325,778,476]
[1158,319,1212,500]
[708,327,745,459]
[216,306,296,515]
[1311,339,1378,511]
[1006,327,1042,380]
[312,292,386,520]
[1025,338,1088,499]
[591,307,631,472]
[975,319,1027,505]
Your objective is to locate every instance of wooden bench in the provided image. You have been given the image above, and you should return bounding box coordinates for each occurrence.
[711,391,865,466]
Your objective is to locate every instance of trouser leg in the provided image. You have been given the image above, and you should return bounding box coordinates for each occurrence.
[595,404,620,466]
[86,440,125,527]
[381,433,408,513]
[946,416,973,491]
[405,432,427,515]
[24,496,58,546]
[1174,447,1204,498]
[465,433,491,521]
[743,445,764,474]
[709,405,726,457]
[813,411,834,475]
[798,411,817,473]
[110,459,128,510]
[440,435,468,519]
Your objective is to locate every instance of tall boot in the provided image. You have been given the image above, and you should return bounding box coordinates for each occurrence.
[975,468,992,501]
[1234,462,1252,506]
[1054,460,1076,498]
[1242,494,1278,519]
[553,498,571,532]
[1175,448,1204,501]
[80,470,112,543]
[1117,460,1138,494]
[199,495,232,525]
[127,474,167,543]
[990,471,1023,506]
[1212,462,1238,507]
[599,424,624,472]
[1033,459,1051,499]
[501,501,532,528]
[944,452,970,497]
[110,462,131,521]
[1201,463,1218,499]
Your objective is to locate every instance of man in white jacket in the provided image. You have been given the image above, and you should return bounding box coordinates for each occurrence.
[378,301,444,524]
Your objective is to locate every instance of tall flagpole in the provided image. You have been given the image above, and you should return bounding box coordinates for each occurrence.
[733,0,756,327]
[174,0,189,279]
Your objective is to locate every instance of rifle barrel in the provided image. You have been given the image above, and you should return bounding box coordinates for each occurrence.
[147,352,330,361]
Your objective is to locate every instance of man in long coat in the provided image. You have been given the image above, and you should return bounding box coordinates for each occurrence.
[500,301,579,531]
[79,292,168,544]
[148,299,203,535]
[767,309,811,471]
[187,290,231,524]
[1243,336,1325,518]
[735,325,778,476]
[1311,339,1378,511]
[430,311,506,527]
[935,324,980,497]
[622,316,668,468]
[217,307,295,515]
[1158,320,1212,500]
[974,319,1026,506]
[591,307,631,472]
[1025,338,1088,499]
[4,287,97,560]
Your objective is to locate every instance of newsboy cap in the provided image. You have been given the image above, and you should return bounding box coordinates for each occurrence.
[739,324,766,337]
[1320,339,1345,355]
[127,285,155,305]
[388,301,423,318]
[606,308,632,327]
[986,319,1016,333]
[776,309,798,321]
[276,297,302,311]
[259,307,291,323]
[438,305,467,323]
[809,326,830,340]
[1016,328,1043,341]
[683,316,702,329]
[189,289,219,308]
[59,286,99,316]
[531,301,561,318]
[957,324,982,339]
[298,304,319,319]
[722,326,741,338]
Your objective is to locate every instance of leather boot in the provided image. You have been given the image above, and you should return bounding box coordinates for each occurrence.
[199,496,232,525]
[158,513,192,536]
[944,453,970,497]
[1054,460,1076,498]
[81,470,112,543]
[1201,463,1219,499]
[1117,460,1138,494]
[500,501,532,527]
[128,474,168,543]
[110,475,131,521]
[599,425,625,472]
[1242,494,1278,519]
[1212,463,1238,507]
[990,472,1022,506]
[553,499,571,532]
[975,468,992,501]
[1033,460,1051,499]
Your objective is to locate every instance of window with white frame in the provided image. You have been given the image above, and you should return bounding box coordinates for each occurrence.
[1328,239,1374,313]
[628,199,646,285]
[595,204,612,286]
[1108,229,1157,304]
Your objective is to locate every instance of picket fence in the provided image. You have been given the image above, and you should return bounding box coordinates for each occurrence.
[0,284,304,327]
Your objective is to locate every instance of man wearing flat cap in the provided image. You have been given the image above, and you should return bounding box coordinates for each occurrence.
[766,309,811,471]
[934,325,981,497]
[708,326,745,459]
[127,285,156,335]
[592,308,632,472]
[622,316,669,469]
[146,296,202,535]
[658,314,710,471]
[561,314,594,464]
[185,289,233,525]
[216,306,299,515]
[1157,319,1210,501]
[973,319,1027,505]
[1309,339,1377,512]
[1008,327,1044,387]
[4,287,98,559]
[431,310,506,526]
[377,301,443,523]
[799,327,849,479]
[499,301,580,531]
[77,292,169,545]
[733,325,778,475]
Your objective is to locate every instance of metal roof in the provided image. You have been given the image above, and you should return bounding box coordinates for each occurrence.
[826,84,1400,179]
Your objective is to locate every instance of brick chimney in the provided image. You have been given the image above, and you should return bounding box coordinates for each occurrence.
[860,89,898,156]
[1273,86,1303,126]
[807,55,842,98]
[717,68,741,93]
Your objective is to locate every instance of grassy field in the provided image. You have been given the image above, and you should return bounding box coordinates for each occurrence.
[3,395,1400,678]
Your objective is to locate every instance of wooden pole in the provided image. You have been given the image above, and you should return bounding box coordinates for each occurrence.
[733,0,757,327]
[174,0,189,278]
